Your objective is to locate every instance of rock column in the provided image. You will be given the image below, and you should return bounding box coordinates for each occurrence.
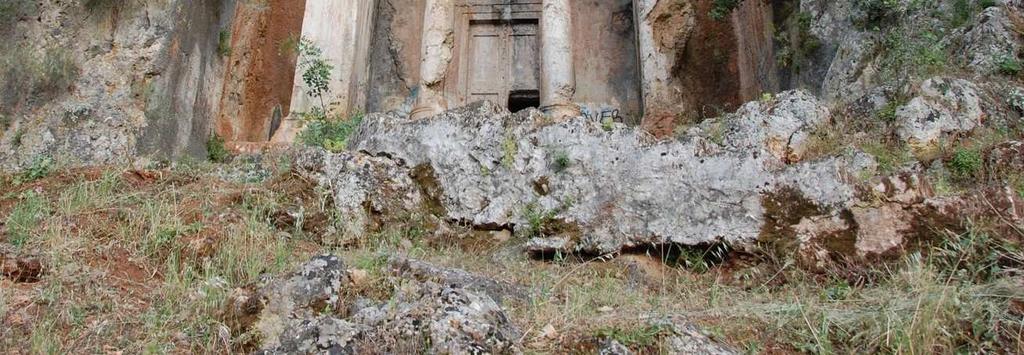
[410,0,455,120]
[539,0,579,120]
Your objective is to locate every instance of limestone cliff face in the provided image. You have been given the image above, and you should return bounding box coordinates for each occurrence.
[2,0,1023,170]
[0,0,237,169]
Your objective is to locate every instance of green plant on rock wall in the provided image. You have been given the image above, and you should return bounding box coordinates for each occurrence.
[218,29,232,57]
[776,11,822,74]
[710,0,744,20]
[997,55,1022,76]
[948,147,983,180]
[295,37,333,117]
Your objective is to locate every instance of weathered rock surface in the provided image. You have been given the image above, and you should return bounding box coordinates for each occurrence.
[333,98,869,256]
[955,6,1024,74]
[294,150,425,238]
[387,256,529,303]
[896,77,984,151]
[255,255,348,349]
[238,255,522,354]
[595,317,737,355]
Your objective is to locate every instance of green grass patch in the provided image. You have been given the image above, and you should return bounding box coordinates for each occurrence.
[5,190,50,248]
[948,147,983,180]
[998,55,1022,76]
[595,324,671,348]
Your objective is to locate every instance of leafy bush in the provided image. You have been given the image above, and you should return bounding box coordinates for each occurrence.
[298,113,363,153]
[15,156,54,185]
[295,37,333,113]
[948,147,982,179]
[709,0,743,20]
[206,134,229,163]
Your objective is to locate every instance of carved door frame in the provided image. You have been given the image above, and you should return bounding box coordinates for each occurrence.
[453,1,542,107]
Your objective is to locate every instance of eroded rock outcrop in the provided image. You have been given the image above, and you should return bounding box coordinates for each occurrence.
[333,98,867,256]
[229,255,522,354]
[895,77,985,152]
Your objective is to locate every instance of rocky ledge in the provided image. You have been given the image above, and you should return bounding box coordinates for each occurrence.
[295,93,1022,267]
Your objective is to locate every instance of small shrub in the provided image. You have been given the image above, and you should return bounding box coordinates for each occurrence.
[1007,88,1024,114]
[931,226,1020,283]
[520,202,559,239]
[5,190,49,248]
[776,11,822,73]
[997,55,1022,76]
[206,134,229,163]
[298,113,363,153]
[853,0,903,29]
[601,117,614,132]
[1014,177,1024,199]
[876,99,903,123]
[709,0,743,20]
[11,128,25,147]
[0,0,33,30]
[1,46,79,114]
[552,151,571,173]
[15,156,54,185]
[947,147,982,179]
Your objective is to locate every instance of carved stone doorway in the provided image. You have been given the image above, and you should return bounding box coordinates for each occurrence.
[457,1,541,112]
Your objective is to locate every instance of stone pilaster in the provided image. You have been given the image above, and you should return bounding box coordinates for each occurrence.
[410,0,455,120]
[539,0,579,120]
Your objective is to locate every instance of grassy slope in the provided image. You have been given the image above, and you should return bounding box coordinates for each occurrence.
[0,156,1021,354]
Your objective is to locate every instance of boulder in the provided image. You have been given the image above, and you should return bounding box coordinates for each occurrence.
[256,316,364,355]
[895,77,984,152]
[254,255,348,349]
[334,100,865,256]
[247,254,522,354]
[294,150,425,238]
[710,90,832,163]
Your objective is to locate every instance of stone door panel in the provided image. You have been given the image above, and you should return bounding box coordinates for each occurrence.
[467,20,507,104]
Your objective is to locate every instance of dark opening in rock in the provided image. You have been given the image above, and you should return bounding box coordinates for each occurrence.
[508,90,540,113]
